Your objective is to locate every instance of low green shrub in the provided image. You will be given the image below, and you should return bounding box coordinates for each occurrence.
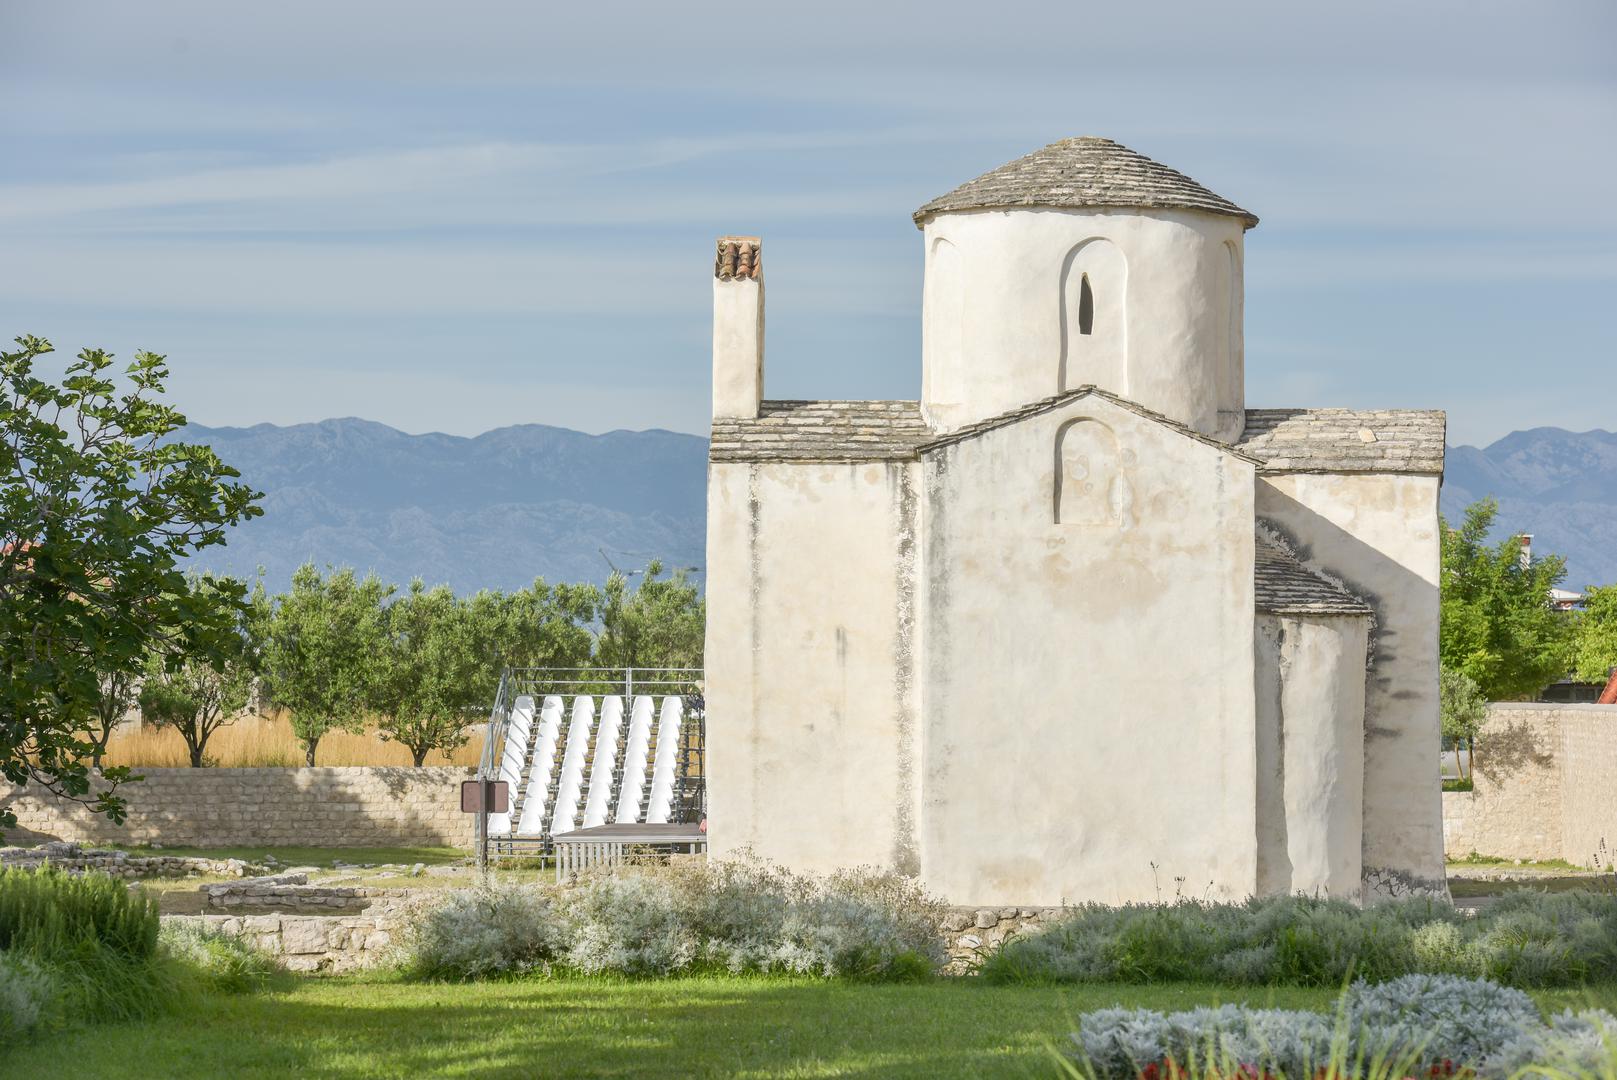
[403,858,945,981]
[985,892,1617,989]
[1069,974,1617,1080]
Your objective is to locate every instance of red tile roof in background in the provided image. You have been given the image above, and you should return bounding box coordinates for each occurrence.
[1599,670,1617,706]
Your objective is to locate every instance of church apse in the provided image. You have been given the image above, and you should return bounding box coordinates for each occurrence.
[1058,238,1126,396]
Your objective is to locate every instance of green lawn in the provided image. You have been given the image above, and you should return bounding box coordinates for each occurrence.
[9,977,1617,1080]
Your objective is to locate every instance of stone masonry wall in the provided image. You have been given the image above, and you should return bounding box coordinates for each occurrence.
[162,905,414,974]
[1442,703,1617,866]
[1559,708,1617,867]
[1,767,474,849]
[939,906,1057,973]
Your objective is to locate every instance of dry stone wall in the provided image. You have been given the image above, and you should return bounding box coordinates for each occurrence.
[1,767,474,849]
[163,906,412,974]
[1442,703,1617,866]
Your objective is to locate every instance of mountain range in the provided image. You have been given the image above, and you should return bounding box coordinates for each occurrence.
[182,418,708,594]
[182,418,1616,594]
[1440,426,1617,591]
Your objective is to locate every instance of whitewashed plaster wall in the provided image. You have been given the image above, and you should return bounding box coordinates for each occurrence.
[1255,613,1370,900]
[920,208,1245,441]
[919,395,1257,906]
[1254,473,1446,897]
[704,459,921,875]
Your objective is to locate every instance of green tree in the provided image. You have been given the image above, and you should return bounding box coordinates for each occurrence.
[83,670,140,770]
[1439,667,1488,781]
[594,562,704,671]
[1,336,260,831]
[138,576,261,767]
[260,563,391,766]
[482,579,599,671]
[1440,498,1573,700]
[372,580,485,767]
[1571,584,1617,685]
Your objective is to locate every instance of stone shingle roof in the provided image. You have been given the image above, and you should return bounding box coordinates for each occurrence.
[919,387,1261,464]
[709,400,929,463]
[709,389,1267,465]
[1255,533,1372,616]
[711,398,1447,476]
[1237,409,1446,475]
[914,137,1258,229]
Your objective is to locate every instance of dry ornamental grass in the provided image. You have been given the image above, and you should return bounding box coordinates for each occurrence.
[99,712,486,768]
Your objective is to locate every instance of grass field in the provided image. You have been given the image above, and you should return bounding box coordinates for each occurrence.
[8,976,1617,1080]
[100,713,485,768]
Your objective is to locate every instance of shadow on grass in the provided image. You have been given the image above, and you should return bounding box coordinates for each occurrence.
[2,977,1349,1080]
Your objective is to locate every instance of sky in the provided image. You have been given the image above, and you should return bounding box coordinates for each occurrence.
[1,2,1613,449]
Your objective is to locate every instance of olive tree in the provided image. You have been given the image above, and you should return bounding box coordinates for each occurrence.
[594,562,704,671]
[1,336,260,830]
[260,563,391,766]
[139,577,262,767]
[372,580,481,767]
[1439,667,1489,782]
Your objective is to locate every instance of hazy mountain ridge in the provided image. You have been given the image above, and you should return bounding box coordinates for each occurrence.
[1440,427,1617,590]
[182,418,708,593]
[184,417,1616,595]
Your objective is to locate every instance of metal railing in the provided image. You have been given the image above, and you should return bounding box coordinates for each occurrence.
[475,667,705,865]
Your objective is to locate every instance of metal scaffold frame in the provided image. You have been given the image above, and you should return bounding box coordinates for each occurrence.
[475,667,705,866]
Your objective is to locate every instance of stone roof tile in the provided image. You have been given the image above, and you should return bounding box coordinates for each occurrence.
[1237,409,1446,475]
[1255,532,1372,616]
[709,400,929,463]
[914,137,1258,229]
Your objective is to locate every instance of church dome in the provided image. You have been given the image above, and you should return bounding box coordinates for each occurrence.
[913,136,1258,230]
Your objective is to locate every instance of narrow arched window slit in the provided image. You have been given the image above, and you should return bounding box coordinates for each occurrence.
[1078,274,1094,336]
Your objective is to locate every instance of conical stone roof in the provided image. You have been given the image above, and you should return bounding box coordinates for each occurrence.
[913,137,1258,229]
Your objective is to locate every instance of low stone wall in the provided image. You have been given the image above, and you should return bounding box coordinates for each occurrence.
[1442,703,1617,866]
[940,906,1057,972]
[1,767,475,850]
[0,841,257,878]
[203,876,412,913]
[164,906,413,974]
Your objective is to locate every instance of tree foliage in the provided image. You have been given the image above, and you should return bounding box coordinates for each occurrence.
[138,576,261,767]
[84,670,140,770]
[259,564,391,766]
[0,336,260,830]
[1571,584,1617,686]
[372,581,484,767]
[1439,498,1573,701]
[595,562,705,671]
[1439,667,1488,780]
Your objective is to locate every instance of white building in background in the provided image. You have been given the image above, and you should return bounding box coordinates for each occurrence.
[703,138,1447,907]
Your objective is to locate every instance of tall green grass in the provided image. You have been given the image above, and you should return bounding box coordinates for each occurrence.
[0,865,159,960]
[0,866,280,1037]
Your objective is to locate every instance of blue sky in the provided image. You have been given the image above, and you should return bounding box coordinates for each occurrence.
[2,1,1613,448]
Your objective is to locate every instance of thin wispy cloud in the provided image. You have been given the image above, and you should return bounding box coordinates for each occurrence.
[1,0,1612,447]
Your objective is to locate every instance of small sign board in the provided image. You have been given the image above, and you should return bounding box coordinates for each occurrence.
[460,780,509,814]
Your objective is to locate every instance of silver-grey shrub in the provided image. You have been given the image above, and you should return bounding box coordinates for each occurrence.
[401,859,945,981]
[560,871,696,976]
[0,952,55,1039]
[404,884,565,979]
[1071,974,1617,1080]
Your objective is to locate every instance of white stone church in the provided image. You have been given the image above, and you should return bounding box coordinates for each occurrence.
[703,137,1447,906]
